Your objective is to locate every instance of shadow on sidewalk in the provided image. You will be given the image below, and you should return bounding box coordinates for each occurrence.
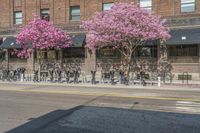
[6,106,200,133]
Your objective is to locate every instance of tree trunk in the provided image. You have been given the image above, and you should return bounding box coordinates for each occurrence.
[123,52,133,85]
[38,50,42,81]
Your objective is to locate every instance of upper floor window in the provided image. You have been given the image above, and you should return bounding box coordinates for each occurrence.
[70,6,80,21]
[103,3,113,11]
[181,0,195,12]
[14,11,22,25]
[140,0,152,12]
[41,9,50,21]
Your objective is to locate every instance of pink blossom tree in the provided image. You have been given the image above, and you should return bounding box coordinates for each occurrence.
[16,16,72,58]
[81,2,170,82]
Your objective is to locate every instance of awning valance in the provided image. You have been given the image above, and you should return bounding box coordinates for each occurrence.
[166,28,200,45]
[71,34,86,47]
[0,34,86,49]
[0,37,22,49]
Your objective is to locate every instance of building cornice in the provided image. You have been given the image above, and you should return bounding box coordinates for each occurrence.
[0,25,85,37]
[1,16,200,36]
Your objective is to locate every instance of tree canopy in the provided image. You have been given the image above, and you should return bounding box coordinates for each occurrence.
[81,2,170,52]
[16,16,72,58]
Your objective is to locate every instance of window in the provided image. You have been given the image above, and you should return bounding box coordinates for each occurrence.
[181,0,195,12]
[140,0,152,12]
[169,45,198,56]
[134,45,157,58]
[0,49,5,61]
[63,48,85,58]
[41,9,50,21]
[36,51,47,60]
[14,11,22,24]
[103,3,113,11]
[97,47,120,59]
[9,50,26,62]
[70,6,80,21]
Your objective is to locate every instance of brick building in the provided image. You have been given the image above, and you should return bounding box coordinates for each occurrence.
[0,0,200,81]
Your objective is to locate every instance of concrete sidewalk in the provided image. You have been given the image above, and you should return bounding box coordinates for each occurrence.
[0,81,200,102]
[0,81,200,91]
[0,81,199,91]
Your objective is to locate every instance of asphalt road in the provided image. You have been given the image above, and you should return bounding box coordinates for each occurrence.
[0,85,200,133]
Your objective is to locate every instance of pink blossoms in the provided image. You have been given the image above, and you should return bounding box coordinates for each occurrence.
[81,2,170,81]
[16,16,72,58]
[81,2,170,51]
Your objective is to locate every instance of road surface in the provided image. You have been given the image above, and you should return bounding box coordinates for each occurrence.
[0,83,200,133]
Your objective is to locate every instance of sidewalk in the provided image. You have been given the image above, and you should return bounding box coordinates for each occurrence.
[0,81,200,103]
[0,81,200,91]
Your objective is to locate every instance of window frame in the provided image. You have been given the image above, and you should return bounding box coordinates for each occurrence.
[139,0,152,12]
[70,6,81,21]
[14,11,23,25]
[102,3,113,11]
[40,8,50,21]
[181,0,196,13]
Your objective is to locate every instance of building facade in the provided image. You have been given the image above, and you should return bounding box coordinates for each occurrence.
[0,0,200,81]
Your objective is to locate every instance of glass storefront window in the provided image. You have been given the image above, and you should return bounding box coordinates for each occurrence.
[169,45,198,56]
[9,50,26,62]
[0,50,5,61]
[63,47,85,58]
[36,50,59,60]
[134,45,157,58]
[97,47,120,59]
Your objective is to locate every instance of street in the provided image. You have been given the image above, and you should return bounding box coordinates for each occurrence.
[0,83,200,133]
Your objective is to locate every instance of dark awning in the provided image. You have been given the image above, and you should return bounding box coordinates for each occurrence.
[0,34,86,49]
[0,37,22,49]
[166,28,200,45]
[71,34,86,47]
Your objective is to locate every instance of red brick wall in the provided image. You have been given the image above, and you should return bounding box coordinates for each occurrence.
[0,0,11,27]
[1,0,200,28]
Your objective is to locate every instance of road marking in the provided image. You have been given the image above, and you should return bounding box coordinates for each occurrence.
[6,89,199,102]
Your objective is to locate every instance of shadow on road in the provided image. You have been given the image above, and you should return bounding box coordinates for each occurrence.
[6,106,200,133]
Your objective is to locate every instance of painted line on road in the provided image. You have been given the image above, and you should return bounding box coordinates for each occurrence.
[10,89,200,102]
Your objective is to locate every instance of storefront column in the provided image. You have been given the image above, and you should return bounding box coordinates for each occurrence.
[84,49,96,74]
[4,49,9,70]
[198,44,200,80]
[27,52,35,74]
[59,50,63,68]
[157,44,161,62]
